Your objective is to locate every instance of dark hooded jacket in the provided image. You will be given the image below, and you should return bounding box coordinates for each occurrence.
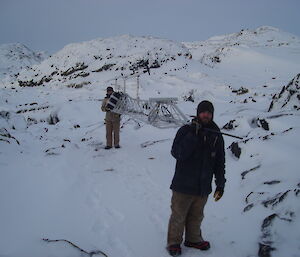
[170,119,226,196]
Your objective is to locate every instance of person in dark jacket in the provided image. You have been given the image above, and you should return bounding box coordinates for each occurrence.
[166,100,226,256]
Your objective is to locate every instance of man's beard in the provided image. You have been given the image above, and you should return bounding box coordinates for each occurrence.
[200,117,211,124]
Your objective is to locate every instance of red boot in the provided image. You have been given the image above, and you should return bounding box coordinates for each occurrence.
[184,240,210,250]
[166,244,182,256]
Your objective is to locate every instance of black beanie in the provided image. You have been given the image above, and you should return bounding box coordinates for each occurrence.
[197,100,214,116]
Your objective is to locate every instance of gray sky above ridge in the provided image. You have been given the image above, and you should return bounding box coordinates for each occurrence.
[1,0,300,54]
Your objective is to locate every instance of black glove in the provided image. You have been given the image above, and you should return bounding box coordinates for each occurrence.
[214,187,224,201]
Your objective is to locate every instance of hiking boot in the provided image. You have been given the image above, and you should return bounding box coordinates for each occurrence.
[166,244,181,256]
[104,146,112,150]
[114,145,121,149]
[184,240,210,250]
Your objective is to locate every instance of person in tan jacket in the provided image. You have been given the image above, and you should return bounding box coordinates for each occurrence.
[101,86,121,149]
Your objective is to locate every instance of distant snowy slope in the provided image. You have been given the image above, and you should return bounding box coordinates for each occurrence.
[13,35,192,92]
[184,26,300,69]
[0,43,47,86]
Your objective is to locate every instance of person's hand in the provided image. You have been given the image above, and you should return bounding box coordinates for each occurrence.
[214,187,224,201]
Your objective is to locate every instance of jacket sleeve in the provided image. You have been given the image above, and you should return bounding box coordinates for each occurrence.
[101,98,108,112]
[214,134,226,189]
[171,125,198,161]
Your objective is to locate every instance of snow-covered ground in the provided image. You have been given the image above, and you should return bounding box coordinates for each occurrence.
[0,26,300,257]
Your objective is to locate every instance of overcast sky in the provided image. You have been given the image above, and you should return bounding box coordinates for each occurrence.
[1,0,299,53]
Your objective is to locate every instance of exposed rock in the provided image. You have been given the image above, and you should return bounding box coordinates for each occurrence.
[149,60,161,69]
[183,89,195,102]
[27,117,38,125]
[0,128,20,145]
[262,190,290,208]
[250,118,269,131]
[258,119,269,131]
[241,165,261,180]
[66,82,91,88]
[258,243,276,257]
[268,73,300,111]
[129,59,150,74]
[229,142,241,158]
[232,86,249,95]
[263,180,281,185]
[259,214,277,257]
[243,203,254,212]
[16,105,50,114]
[222,119,238,130]
[47,113,59,125]
[0,111,10,120]
[245,191,265,204]
[92,63,116,72]
[73,72,90,78]
[61,62,88,76]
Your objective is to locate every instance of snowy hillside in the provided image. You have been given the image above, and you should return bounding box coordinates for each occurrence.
[10,35,192,94]
[0,43,47,86]
[184,26,300,68]
[0,27,300,257]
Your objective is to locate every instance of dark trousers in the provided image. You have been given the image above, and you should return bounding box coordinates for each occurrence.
[167,191,208,246]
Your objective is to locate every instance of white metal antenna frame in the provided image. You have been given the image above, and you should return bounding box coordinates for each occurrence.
[108,93,189,128]
[106,72,189,128]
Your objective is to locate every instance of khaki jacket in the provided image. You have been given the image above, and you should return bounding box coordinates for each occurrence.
[101,97,121,122]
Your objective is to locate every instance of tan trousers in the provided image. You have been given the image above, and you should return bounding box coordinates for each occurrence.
[105,120,120,147]
[167,191,208,246]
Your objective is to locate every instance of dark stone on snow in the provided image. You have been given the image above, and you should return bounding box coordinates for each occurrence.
[241,165,261,180]
[47,113,60,125]
[229,142,241,158]
[262,190,290,208]
[92,63,116,72]
[66,82,91,88]
[250,118,269,131]
[16,105,49,114]
[232,86,249,95]
[0,111,10,120]
[183,90,195,102]
[222,119,237,130]
[258,119,269,131]
[268,73,300,111]
[73,72,90,78]
[243,203,254,212]
[261,213,277,232]
[245,191,265,204]
[263,180,281,185]
[258,243,276,257]
[61,62,88,76]
[129,59,150,73]
[149,60,161,69]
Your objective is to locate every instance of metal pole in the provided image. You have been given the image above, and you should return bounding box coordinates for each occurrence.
[115,79,119,91]
[202,128,243,140]
[137,75,140,101]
